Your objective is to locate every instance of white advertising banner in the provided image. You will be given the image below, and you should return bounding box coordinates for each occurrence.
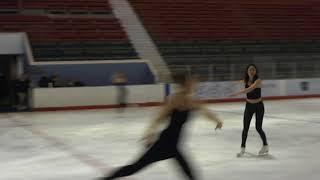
[261,80,285,97]
[31,78,320,109]
[196,81,242,99]
[169,78,320,100]
[285,78,320,95]
[32,84,165,108]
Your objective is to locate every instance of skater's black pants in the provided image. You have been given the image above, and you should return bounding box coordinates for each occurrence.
[117,86,127,105]
[241,101,268,148]
[103,146,196,180]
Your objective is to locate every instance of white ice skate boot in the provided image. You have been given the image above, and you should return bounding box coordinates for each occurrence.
[258,145,269,156]
[237,147,246,157]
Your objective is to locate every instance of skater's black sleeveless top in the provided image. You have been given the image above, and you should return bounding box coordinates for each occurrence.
[245,81,261,99]
[158,108,192,147]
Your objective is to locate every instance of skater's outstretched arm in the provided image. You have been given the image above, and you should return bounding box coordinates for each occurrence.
[230,79,262,97]
[233,79,244,84]
[196,104,223,130]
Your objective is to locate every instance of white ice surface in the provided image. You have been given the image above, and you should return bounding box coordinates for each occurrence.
[1,98,319,180]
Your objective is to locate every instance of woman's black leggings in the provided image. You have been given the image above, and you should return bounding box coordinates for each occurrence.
[241,101,268,148]
[102,148,196,180]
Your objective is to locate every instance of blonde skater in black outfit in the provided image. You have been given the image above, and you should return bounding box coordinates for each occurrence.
[230,64,269,156]
[98,73,223,180]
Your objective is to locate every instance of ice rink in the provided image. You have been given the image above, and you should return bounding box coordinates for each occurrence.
[1,98,319,180]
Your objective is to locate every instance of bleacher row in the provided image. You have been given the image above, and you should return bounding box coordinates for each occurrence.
[32,41,138,61]
[0,15,128,41]
[129,0,320,41]
[0,0,111,13]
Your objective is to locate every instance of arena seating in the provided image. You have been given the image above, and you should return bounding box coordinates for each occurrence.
[129,0,320,80]
[0,14,138,61]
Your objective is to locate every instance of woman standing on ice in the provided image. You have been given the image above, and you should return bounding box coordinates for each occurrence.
[230,64,269,157]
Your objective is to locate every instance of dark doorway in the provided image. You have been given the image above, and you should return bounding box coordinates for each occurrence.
[0,55,18,111]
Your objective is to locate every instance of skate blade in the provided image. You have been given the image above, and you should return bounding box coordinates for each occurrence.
[237,152,275,159]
